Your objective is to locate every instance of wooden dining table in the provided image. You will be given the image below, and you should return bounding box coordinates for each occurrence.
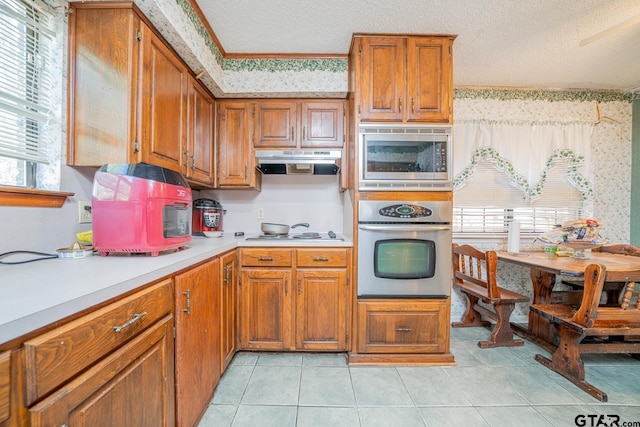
[496,250,640,348]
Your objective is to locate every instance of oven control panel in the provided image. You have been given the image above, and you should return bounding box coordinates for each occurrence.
[379,204,432,219]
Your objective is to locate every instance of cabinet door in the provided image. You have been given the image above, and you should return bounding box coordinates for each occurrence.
[175,259,220,427]
[0,351,9,424]
[220,251,238,372]
[217,101,258,188]
[140,25,187,173]
[300,101,344,148]
[67,6,141,166]
[29,316,175,427]
[255,101,298,148]
[357,300,449,354]
[295,270,348,351]
[406,37,453,123]
[357,37,405,121]
[186,76,215,186]
[240,269,292,350]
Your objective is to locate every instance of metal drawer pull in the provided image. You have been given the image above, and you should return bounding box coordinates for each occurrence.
[183,289,191,314]
[113,312,148,333]
[312,257,329,262]
[395,327,412,332]
[258,256,274,261]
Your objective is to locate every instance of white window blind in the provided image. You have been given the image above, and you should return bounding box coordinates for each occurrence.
[0,0,54,164]
[454,161,583,235]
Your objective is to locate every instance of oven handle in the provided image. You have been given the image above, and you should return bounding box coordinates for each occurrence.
[358,224,451,232]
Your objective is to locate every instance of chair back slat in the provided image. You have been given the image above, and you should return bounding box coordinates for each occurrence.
[570,263,606,328]
[452,244,500,299]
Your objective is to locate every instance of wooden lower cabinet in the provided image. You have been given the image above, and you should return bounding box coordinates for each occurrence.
[295,270,348,350]
[29,315,175,427]
[239,247,351,352]
[0,351,10,424]
[174,259,221,427]
[220,251,238,371]
[351,299,454,365]
[240,269,292,350]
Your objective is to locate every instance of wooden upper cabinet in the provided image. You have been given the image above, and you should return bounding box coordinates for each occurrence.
[67,3,215,188]
[406,37,454,123]
[186,76,215,187]
[357,37,405,121]
[255,101,298,148]
[139,25,188,172]
[67,5,142,166]
[253,100,345,149]
[216,101,261,189]
[301,101,344,148]
[353,35,454,124]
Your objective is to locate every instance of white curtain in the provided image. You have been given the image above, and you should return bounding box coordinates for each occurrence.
[453,120,594,202]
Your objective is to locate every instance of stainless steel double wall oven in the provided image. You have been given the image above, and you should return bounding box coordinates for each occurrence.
[356,124,453,298]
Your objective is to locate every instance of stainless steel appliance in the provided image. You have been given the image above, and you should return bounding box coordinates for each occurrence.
[357,200,452,297]
[255,149,341,175]
[358,124,452,191]
[246,231,343,241]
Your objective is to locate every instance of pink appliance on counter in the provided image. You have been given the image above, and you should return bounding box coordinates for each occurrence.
[92,164,192,257]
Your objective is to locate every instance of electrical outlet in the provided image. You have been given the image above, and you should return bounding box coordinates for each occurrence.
[78,201,92,223]
[257,208,265,220]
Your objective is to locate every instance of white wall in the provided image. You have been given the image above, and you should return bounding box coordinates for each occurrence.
[0,166,95,254]
[196,174,345,235]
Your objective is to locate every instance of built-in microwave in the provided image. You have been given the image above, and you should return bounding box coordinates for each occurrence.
[358,124,452,191]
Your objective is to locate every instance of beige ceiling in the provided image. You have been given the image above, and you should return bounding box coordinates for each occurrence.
[195,0,640,92]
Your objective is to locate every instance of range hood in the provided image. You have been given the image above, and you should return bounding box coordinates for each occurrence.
[255,149,341,175]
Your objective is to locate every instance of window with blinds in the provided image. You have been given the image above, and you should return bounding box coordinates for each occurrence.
[453,161,584,235]
[0,0,54,188]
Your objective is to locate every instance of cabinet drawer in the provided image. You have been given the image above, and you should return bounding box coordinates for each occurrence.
[241,248,292,267]
[357,300,449,354]
[0,351,10,423]
[24,279,173,405]
[296,248,348,268]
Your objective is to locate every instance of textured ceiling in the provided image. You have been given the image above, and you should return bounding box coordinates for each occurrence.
[195,0,640,92]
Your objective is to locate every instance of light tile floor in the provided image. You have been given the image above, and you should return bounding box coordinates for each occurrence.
[198,327,640,427]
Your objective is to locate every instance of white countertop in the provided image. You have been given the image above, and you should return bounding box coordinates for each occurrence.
[0,234,351,345]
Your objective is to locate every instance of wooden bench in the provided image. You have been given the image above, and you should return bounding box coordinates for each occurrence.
[451,244,530,348]
[530,263,640,402]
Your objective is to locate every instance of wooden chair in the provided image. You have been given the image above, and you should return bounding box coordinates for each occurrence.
[530,263,640,402]
[451,243,529,348]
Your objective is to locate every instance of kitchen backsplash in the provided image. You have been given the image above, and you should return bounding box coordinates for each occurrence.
[196,175,345,235]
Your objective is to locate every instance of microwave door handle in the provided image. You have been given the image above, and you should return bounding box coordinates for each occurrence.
[358,224,451,232]
[173,202,189,209]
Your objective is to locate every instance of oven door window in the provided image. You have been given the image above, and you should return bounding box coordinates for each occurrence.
[373,239,436,279]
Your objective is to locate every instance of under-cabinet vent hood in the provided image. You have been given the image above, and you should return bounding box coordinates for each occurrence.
[255,149,341,175]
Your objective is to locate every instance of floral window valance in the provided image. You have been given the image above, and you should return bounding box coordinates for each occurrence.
[453,120,594,202]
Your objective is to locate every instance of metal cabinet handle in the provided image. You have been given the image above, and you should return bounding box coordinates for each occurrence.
[191,154,195,170]
[113,312,148,333]
[411,97,415,113]
[183,289,191,314]
[395,327,412,332]
[312,257,329,262]
[303,126,306,141]
[298,279,302,295]
[399,97,402,113]
[291,126,294,141]
[224,265,230,284]
[258,256,273,261]
[285,279,288,296]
